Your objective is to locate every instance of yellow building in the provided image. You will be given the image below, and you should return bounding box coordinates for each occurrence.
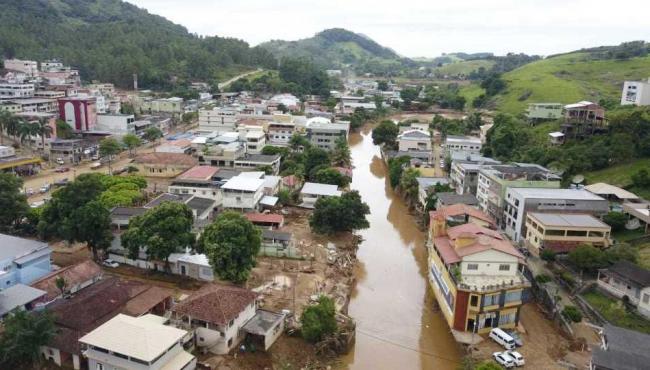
[525,212,611,256]
[428,213,530,334]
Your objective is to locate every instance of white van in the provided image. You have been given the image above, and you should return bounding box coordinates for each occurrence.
[489,328,516,350]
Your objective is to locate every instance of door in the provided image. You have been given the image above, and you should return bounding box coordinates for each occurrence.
[180,265,186,276]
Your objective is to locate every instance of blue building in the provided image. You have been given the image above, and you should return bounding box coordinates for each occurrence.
[0,234,51,289]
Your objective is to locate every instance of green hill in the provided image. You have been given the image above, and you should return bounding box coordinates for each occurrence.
[0,0,277,88]
[433,59,495,77]
[466,50,650,115]
[259,28,413,75]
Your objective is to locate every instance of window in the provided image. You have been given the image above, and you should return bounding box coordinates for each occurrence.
[470,295,479,307]
[504,290,522,303]
[499,264,511,271]
[96,364,104,370]
[483,294,499,306]
[467,263,479,270]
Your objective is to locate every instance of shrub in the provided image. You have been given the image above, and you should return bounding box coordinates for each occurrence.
[603,212,627,232]
[300,296,337,343]
[562,305,583,323]
[560,271,576,288]
[535,274,552,284]
[540,249,556,262]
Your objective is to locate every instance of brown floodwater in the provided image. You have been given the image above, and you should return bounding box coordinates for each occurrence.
[339,127,461,370]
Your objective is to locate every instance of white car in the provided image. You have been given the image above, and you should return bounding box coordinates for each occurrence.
[493,352,515,368]
[507,351,525,366]
[102,259,119,268]
[56,157,65,165]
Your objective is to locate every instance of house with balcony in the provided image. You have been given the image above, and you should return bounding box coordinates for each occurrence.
[221,175,265,211]
[133,153,197,178]
[597,261,650,319]
[168,165,224,203]
[80,314,196,370]
[449,153,500,196]
[397,129,431,152]
[476,163,561,228]
[305,119,350,151]
[428,216,529,334]
[268,121,296,146]
[562,101,608,139]
[198,107,238,132]
[524,213,611,256]
[0,234,51,288]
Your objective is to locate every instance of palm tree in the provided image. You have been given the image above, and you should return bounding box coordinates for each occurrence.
[34,117,53,153]
[17,120,38,149]
[4,114,20,143]
[0,110,11,145]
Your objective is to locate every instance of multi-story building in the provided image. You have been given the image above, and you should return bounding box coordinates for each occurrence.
[40,60,64,72]
[221,175,265,211]
[136,97,184,115]
[621,79,650,106]
[95,113,136,136]
[524,212,611,256]
[244,129,266,154]
[9,98,57,113]
[33,90,66,99]
[0,234,52,288]
[198,107,238,132]
[397,129,431,152]
[0,101,22,113]
[449,153,500,196]
[428,216,529,333]
[168,165,224,203]
[3,59,38,76]
[526,103,564,122]
[48,138,85,164]
[561,101,607,139]
[58,96,97,131]
[267,121,295,146]
[305,119,349,151]
[0,82,35,100]
[80,314,196,370]
[503,188,609,242]
[477,164,561,228]
[444,135,482,156]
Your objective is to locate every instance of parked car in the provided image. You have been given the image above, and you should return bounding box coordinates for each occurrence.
[490,328,516,350]
[30,200,46,208]
[507,330,524,347]
[91,154,100,161]
[39,183,50,193]
[54,178,69,187]
[113,166,128,175]
[506,351,525,366]
[90,162,102,170]
[102,259,119,268]
[493,352,515,368]
[26,188,34,196]
[55,166,71,173]
[56,157,65,165]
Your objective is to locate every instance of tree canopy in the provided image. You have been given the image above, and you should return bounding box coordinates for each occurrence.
[372,120,399,149]
[0,310,55,368]
[310,190,370,234]
[300,296,338,343]
[0,173,29,232]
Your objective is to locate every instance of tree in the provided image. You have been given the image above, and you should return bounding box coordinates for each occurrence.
[199,211,261,283]
[330,137,351,167]
[475,361,503,370]
[300,296,337,343]
[387,156,410,188]
[144,127,164,151]
[372,120,399,148]
[0,173,29,232]
[377,80,389,91]
[540,249,557,262]
[122,134,142,157]
[310,190,370,234]
[0,310,55,368]
[399,168,421,205]
[0,110,11,144]
[304,147,330,177]
[562,305,583,323]
[631,169,650,188]
[603,212,627,232]
[99,137,121,175]
[313,168,350,187]
[120,102,136,115]
[400,87,419,108]
[567,244,606,272]
[122,202,195,270]
[71,200,113,260]
[55,119,73,139]
[34,117,52,153]
[17,120,38,148]
[55,276,67,297]
[289,133,310,151]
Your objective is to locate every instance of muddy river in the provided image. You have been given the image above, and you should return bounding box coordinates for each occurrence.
[340,127,461,370]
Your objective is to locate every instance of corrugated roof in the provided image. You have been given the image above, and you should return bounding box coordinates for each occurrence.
[528,212,609,228]
[177,165,220,180]
[585,183,639,200]
[300,182,342,197]
[31,260,102,300]
[222,176,265,192]
[245,213,284,224]
[0,284,46,316]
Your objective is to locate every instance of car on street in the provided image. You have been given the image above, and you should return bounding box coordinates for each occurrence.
[493,352,515,368]
[507,330,524,347]
[56,157,65,165]
[55,166,71,173]
[506,351,525,366]
[39,183,51,193]
[90,162,102,169]
[26,188,34,196]
[54,178,69,187]
[102,259,119,268]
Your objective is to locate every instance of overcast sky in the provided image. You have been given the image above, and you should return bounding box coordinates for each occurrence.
[126,0,650,58]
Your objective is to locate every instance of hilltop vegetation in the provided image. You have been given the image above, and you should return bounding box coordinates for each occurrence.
[260,28,414,76]
[0,0,277,89]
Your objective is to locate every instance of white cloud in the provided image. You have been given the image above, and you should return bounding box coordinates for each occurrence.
[126,0,650,57]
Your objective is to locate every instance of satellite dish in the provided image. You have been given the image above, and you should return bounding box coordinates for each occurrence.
[572,174,585,184]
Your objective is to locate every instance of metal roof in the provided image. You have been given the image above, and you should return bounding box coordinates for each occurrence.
[528,212,610,228]
[300,182,342,197]
[0,234,50,263]
[0,284,46,316]
[222,176,265,192]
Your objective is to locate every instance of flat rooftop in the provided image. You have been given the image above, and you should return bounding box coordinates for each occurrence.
[510,188,605,201]
[528,212,609,229]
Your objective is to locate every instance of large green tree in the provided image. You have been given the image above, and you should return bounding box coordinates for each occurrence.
[0,310,55,368]
[70,200,113,260]
[310,190,370,234]
[300,296,338,343]
[0,173,29,232]
[304,147,330,178]
[313,168,350,187]
[122,134,142,157]
[372,120,399,148]
[330,137,351,167]
[199,211,261,283]
[122,202,195,269]
[99,137,121,175]
[399,168,421,205]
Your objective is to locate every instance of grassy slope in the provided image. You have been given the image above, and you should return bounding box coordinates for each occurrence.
[434,60,495,76]
[458,83,485,104]
[583,289,650,334]
[585,158,650,199]
[494,53,650,115]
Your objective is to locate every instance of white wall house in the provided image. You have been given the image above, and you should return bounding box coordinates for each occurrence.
[621,79,650,106]
[398,129,431,152]
[444,135,482,156]
[4,59,38,76]
[198,107,238,132]
[221,175,264,211]
[0,82,35,100]
[95,113,136,136]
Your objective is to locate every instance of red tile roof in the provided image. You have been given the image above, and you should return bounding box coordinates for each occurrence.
[31,260,102,300]
[433,224,523,265]
[282,175,299,187]
[245,213,284,224]
[430,204,496,227]
[177,165,220,180]
[172,284,257,325]
[134,152,197,167]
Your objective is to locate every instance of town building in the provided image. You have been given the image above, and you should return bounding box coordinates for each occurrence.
[267,121,296,146]
[245,129,266,154]
[0,284,46,319]
[562,101,608,139]
[58,96,97,131]
[300,182,342,208]
[198,107,238,132]
[436,192,479,209]
[526,103,564,122]
[221,175,265,211]
[0,82,35,99]
[168,166,224,202]
[590,324,650,370]
[503,188,609,242]
[524,213,611,256]
[245,213,284,229]
[95,113,136,136]
[620,78,650,106]
[9,98,58,113]
[584,183,640,204]
[622,201,650,234]
[3,59,39,76]
[397,129,431,152]
[133,153,198,178]
[48,138,85,164]
[31,260,103,302]
[417,177,450,209]
[135,97,184,115]
[433,204,496,229]
[80,314,196,370]
[597,261,650,319]
[444,135,482,156]
[428,217,529,334]
[305,119,350,151]
[477,164,561,228]
[0,234,51,288]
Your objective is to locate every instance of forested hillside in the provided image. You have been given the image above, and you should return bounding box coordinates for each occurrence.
[0,0,277,89]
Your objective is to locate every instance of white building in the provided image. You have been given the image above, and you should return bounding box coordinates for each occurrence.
[621,79,650,106]
[267,121,295,146]
[79,314,196,370]
[3,59,38,76]
[0,145,16,158]
[221,175,265,210]
[95,113,136,136]
[305,118,350,151]
[300,182,342,208]
[398,129,431,152]
[244,129,266,154]
[198,107,238,132]
[444,135,482,156]
[0,82,35,100]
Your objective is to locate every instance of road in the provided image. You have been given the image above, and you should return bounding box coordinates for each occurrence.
[217,68,263,90]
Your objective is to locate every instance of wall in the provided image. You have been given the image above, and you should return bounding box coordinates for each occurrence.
[460,249,519,277]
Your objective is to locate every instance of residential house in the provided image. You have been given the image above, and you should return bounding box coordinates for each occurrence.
[267,121,296,146]
[0,82,35,99]
[436,192,479,209]
[95,113,136,136]
[244,213,284,229]
[245,129,266,154]
[31,260,103,302]
[449,153,500,195]
[133,153,197,178]
[299,182,342,208]
[305,119,350,151]
[198,107,238,132]
[597,261,650,319]
[0,234,51,288]
[3,58,38,76]
[385,150,434,167]
[79,314,196,370]
[241,310,286,352]
[135,97,184,115]
[221,175,265,211]
[562,101,608,139]
[524,213,611,256]
[622,201,650,234]
[621,78,650,106]
[168,165,223,203]
[444,135,482,156]
[234,154,281,175]
[590,324,650,370]
[10,98,58,113]
[585,183,640,204]
[503,188,609,242]
[417,177,450,209]
[432,204,496,229]
[526,103,564,122]
[397,130,431,152]
[0,284,46,319]
[172,253,214,282]
[260,230,296,258]
[477,163,561,228]
[48,138,85,164]
[428,217,529,333]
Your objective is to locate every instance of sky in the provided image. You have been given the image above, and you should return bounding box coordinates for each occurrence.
[126,0,650,58]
